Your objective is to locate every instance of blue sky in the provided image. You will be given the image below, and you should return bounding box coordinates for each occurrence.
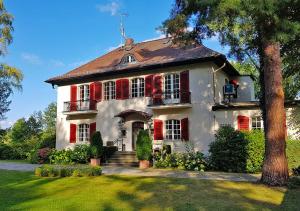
[0,0,228,128]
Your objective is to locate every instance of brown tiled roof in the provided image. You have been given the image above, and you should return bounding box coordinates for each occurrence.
[46,37,239,85]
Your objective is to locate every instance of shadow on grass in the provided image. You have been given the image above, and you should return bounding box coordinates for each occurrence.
[0,170,299,210]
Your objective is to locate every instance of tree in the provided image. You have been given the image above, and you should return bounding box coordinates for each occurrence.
[0,1,23,119]
[42,102,56,133]
[27,112,43,135]
[162,0,300,185]
[9,118,30,143]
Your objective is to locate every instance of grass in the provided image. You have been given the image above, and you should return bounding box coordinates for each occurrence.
[0,159,30,164]
[0,170,299,210]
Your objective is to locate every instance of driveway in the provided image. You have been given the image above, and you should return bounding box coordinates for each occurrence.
[0,161,261,182]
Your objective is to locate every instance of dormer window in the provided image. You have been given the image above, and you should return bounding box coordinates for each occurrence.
[121,54,136,64]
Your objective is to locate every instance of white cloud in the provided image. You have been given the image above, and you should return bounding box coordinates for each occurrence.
[21,53,42,65]
[0,119,14,129]
[96,1,120,16]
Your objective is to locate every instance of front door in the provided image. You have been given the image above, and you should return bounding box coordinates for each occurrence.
[132,121,144,151]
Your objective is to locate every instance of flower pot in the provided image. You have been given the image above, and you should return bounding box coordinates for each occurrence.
[139,160,150,169]
[90,158,101,166]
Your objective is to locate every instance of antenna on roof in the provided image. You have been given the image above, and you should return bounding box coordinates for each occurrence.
[119,13,128,46]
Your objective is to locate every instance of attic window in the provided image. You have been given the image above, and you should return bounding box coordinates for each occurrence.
[121,54,136,64]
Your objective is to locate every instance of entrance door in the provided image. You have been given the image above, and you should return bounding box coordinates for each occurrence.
[132,121,144,151]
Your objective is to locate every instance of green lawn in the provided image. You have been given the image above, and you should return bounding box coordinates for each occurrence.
[0,159,30,164]
[0,170,299,210]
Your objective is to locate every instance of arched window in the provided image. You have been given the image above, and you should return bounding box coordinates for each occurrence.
[165,119,181,140]
[78,124,89,142]
[121,54,136,64]
[131,78,145,98]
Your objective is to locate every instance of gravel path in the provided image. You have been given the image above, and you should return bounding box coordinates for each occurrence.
[0,161,260,182]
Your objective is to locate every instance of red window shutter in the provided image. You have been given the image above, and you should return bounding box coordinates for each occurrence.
[116,79,122,100]
[94,82,102,101]
[89,83,96,110]
[145,75,154,97]
[180,70,190,103]
[181,118,189,141]
[237,115,249,131]
[90,122,96,140]
[153,75,162,105]
[122,79,129,99]
[70,85,77,111]
[154,119,163,140]
[70,123,77,143]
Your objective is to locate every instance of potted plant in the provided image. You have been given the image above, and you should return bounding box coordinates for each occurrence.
[90,131,103,166]
[136,130,152,169]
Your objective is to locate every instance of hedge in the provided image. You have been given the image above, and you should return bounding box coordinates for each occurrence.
[35,165,102,177]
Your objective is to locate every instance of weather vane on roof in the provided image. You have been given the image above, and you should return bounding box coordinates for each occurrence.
[119,12,128,45]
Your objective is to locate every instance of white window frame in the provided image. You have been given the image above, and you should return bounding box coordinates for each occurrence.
[78,84,90,110]
[121,55,136,64]
[165,119,181,140]
[77,123,90,142]
[164,73,180,103]
[131,78,145,98]
[104,81,116,100]
[251,116,263,130]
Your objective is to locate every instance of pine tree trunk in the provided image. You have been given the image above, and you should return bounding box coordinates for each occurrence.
[261,41,289,186]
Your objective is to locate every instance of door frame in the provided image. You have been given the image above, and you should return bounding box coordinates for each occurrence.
[131,121,145,151]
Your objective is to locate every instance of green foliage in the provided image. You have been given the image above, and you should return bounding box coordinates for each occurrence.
[0,143,17,159]
[286,139,300,170]
[8,118,29,143]
[49,145,91,165]
[136,130,152,161]
[42,102,56,133]
[209,126,248,173]
[154,145,207,171]
[90,131,103,158]
[38,131,56,149]
[243,130,265,173]
[292,166,300,176]
[35,165,102,177]
[71,145,91,163]
[49,149,74,165]
[287,177,300,189]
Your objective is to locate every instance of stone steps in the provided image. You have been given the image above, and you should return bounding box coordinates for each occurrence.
[104,151,138,167]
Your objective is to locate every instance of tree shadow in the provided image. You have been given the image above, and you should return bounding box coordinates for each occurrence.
[0,170,299,210]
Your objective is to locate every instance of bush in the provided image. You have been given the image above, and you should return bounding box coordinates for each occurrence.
[49,149,74,164]
[154,145,206,171]
[136,130,152,161]
[209,126,248,173]
[287,139,300,170]
[90,131,103,158]
[242,130,265,173]
[35,165,102,177]
[71,145,91,163]
[39,132,56,149]
[292,166,300,176]
[0,143,18,159]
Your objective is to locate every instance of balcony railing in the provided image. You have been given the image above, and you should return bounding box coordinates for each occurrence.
[63,100,97,113]
[148,91,191,106]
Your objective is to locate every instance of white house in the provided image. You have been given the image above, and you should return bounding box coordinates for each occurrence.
[46,37,299,154]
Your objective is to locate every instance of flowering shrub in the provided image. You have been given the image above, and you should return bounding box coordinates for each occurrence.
[154,148,206,172]
[49,149,74,164]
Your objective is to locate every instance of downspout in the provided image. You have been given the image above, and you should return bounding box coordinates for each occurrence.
[212,63,226,132]
[212,63,226,104]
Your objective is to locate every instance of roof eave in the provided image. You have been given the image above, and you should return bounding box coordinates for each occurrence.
[45,54,240,86]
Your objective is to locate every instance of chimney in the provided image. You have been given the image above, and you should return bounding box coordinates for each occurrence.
[124,38,134,50]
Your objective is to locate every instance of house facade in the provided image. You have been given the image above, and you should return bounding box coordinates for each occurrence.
[46,38,299,153]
